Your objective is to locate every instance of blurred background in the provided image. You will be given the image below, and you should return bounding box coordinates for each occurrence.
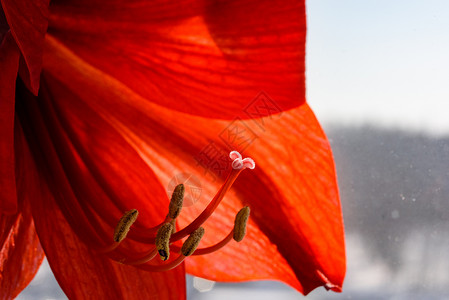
[18,0,449,299]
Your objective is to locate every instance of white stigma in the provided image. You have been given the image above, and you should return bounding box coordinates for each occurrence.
[229,151,255,170]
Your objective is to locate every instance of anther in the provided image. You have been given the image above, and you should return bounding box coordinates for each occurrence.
[169,151,255,243]
[233,206,250,242]
[107,150,255,270]
[113,209,139,243]
[181,227,205,256]
[156,222,174,261]
[171,207,250,256]
[169,184,185,219]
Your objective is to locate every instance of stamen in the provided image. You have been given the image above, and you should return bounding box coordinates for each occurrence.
[171,230,233,256]
[181,227,205,256]
[233,206,250,242]
[120,248,158,265]
[190,231,233,255]
[133,228,204,272]
[171,207,250,255]
[169,184,185,219]
[126,215,171,242]
[113,209,138,243]
[105,151,255,271]
[156,222,174,261]
[170,151,255,242]
[95,242,120,254]
[139,254,186,272]
[117,151,255,245]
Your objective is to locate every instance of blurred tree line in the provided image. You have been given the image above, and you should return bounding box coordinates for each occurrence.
[328,125,449,275]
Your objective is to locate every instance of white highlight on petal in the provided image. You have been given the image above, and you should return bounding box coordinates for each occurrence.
[229,151,256,170]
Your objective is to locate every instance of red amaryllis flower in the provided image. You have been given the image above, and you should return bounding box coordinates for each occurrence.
[0,0,346,299]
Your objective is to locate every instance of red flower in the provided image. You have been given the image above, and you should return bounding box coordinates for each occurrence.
[0,0,346,299]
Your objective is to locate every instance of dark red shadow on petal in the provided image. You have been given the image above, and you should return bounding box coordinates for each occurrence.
[0,118,44,299]
[40,74,171,236]
[1,0,50,94]
[0,31,20,214]
[14,112,186,300]
[0,4,9,43]
[0,211,44,299]
[15,77,166,252]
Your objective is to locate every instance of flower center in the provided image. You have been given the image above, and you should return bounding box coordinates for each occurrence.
[99,150,255,271]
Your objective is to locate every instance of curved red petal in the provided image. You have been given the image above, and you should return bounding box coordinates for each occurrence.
[186,104,346,295]
[46,0,305,119]
[0,32,19,214]
[1,0,49,94]
[41,37,345,295]
[0,6,8,43]
[0,212,43,300]
[0,120,44,299]
[16,77,173,251]
[14,111,186,300]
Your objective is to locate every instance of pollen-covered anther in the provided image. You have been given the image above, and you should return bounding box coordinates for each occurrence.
[156,222,174,261]
[169,184,185,219]
[113,209,139,243]
[233,206,250,242]
[181,227,205,256]
[170,207,251,256]
[109,150,256,268]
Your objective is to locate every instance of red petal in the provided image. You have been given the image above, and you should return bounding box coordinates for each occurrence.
[41,37,345,295]
[14,111,186,300]
[0,32,19,213]
[0,119,44,298]
[46,0,305,119]
[0,212,43,299]
[1,6,8,42]
[16,77,174,250]
[185,104,346,295]
[1,0,49,94]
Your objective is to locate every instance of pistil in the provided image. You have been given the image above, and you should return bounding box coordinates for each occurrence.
[107,150,255,271]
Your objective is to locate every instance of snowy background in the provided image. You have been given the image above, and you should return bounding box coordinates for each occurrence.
[18,0,449,299]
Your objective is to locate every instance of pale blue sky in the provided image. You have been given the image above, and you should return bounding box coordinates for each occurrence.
[307,0,449,136]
